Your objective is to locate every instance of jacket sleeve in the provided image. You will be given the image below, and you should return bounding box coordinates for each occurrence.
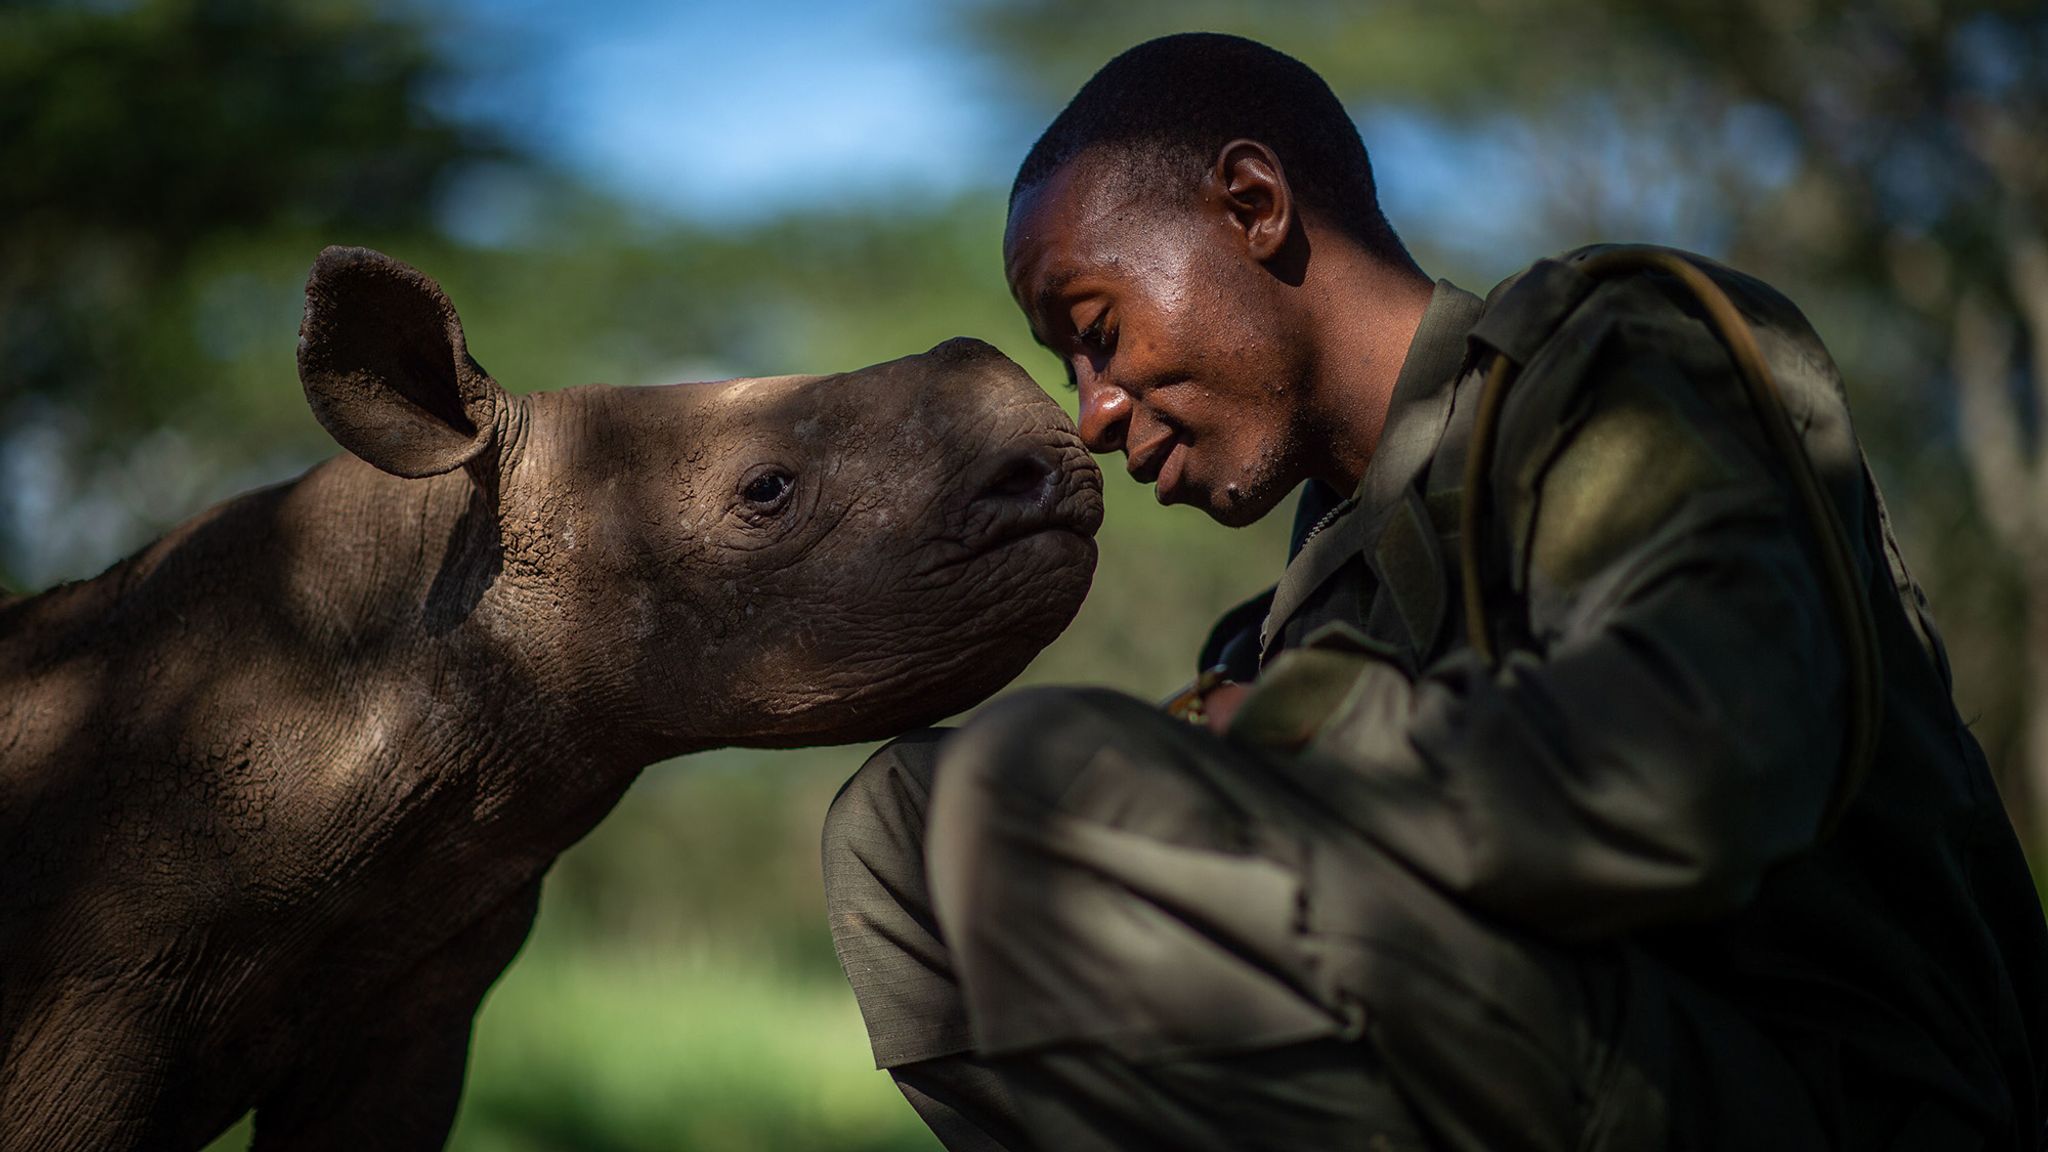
[1231,311,1857,939]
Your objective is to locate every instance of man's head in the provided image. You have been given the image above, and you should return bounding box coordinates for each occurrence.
[1004,33,1420,525]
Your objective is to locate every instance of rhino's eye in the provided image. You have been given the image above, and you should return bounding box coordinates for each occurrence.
[740,468,794,511]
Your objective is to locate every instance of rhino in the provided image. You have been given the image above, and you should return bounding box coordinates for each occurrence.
[0,247,1103,1151]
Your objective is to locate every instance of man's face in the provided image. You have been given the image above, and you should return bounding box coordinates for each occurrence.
[1003,152,1315,527]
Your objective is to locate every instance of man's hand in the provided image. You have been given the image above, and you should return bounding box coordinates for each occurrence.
[1202,682,1253,734]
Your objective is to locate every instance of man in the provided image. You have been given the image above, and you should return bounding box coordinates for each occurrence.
[822,33,2048,1151]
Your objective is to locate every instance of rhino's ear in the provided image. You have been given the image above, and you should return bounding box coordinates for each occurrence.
[297,246,504,479]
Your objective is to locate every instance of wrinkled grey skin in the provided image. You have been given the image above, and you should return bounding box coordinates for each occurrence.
[0,247,1102,1151]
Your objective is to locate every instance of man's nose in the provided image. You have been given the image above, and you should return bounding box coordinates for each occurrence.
[1076,377,1132,454]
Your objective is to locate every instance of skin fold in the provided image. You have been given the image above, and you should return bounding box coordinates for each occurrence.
[0,247,1102,1151]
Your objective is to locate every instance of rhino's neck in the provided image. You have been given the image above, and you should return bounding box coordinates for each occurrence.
[287,443,695,807]
[475,385,742,751]
[0,438,687,863]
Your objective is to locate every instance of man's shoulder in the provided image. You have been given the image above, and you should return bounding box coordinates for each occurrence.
[1463,244,1847,468]
[1473,244,1828,372]
[1458,244,1866,602]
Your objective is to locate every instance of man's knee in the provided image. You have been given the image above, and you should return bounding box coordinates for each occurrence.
[821,729,947,909]
[928,684,1261,870]
[924,686,1155,906]
[821,730,983,1069]
[926,687,1356,1063]
[931,686,1130,813]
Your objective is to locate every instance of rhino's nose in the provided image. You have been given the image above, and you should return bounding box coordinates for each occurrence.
[973,446,1061,512]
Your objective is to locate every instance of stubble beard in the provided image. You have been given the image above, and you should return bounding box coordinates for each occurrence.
[1204,424,1311,528]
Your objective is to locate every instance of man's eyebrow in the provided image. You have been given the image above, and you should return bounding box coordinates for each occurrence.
[1032,269,1082,327]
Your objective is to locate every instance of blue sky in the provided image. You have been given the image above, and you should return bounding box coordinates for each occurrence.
[433,0,1720,282]
[430,0,1570,260]
[443,0,1027,221]
[420,0,1821,283]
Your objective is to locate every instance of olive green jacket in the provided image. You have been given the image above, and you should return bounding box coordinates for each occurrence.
[1208,247,2048,1144]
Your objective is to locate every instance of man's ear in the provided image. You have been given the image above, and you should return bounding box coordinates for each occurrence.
[297,246,504,479]
[1211,139,1294,263]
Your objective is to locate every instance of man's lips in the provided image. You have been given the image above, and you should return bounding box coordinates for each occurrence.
[1155,443,1186,503]
[1127,435,1187,503]
[1125,434,1176,484]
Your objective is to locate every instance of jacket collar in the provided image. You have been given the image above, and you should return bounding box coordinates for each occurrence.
[1261,278,1485,659]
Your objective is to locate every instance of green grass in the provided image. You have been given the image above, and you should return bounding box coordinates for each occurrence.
[201,948,939,1152]
[448,948,939,1152]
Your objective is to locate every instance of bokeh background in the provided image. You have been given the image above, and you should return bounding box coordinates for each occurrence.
[4,1,2045,1149]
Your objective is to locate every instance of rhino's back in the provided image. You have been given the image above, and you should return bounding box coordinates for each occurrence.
[0,470,422,955]
[0,477,464,1150]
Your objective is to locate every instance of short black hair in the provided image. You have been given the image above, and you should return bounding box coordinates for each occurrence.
[1011,33,1408,261]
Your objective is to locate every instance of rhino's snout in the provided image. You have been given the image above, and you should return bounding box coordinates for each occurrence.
[956,436,1105,559]
[975,448,1061,514]
[979,444,1102,530]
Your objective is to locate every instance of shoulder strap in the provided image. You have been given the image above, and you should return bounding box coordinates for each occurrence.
[1461,245,1883,836]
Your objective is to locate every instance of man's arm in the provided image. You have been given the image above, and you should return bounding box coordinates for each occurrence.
[1233,313,1858,940]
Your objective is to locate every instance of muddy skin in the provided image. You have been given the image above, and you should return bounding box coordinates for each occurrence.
[0,247,1102,1151]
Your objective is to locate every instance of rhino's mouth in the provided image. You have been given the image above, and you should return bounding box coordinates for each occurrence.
[927,503,1099,578]
[917,449,1103,578]
[966,449,1104,549]
[968,521,1092,567]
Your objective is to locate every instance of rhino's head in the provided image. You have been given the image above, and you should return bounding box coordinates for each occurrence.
[297,246,1101,750]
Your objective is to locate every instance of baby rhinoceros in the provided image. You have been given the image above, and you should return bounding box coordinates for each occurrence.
[0,247,1103,1151]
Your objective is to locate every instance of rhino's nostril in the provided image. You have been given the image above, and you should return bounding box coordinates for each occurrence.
[977,451,1059,509]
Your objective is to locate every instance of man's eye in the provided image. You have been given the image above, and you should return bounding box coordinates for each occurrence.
[1076,314,1115,356]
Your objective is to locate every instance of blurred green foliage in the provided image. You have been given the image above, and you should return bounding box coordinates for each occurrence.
[452,943,940,1152]
[8,1,2040,1149]
[0,0,502,447]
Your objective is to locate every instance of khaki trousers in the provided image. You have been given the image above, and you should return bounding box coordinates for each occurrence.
[822,687,1830,1151]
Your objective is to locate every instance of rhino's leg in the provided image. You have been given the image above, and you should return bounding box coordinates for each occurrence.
[250,880,541,1152]
[0,995,175,1152]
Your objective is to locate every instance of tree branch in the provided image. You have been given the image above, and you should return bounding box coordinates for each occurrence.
[1953,285,2033,554]
[2008,232,2048,520]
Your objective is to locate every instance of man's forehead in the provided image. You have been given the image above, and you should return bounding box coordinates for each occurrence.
[1004,153,1156,280]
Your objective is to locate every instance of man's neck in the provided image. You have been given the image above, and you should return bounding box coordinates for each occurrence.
[1300,241,1436,494]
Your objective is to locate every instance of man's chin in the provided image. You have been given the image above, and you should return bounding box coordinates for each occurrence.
[1177,479,1285,528]
[1205,499,1275,528]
